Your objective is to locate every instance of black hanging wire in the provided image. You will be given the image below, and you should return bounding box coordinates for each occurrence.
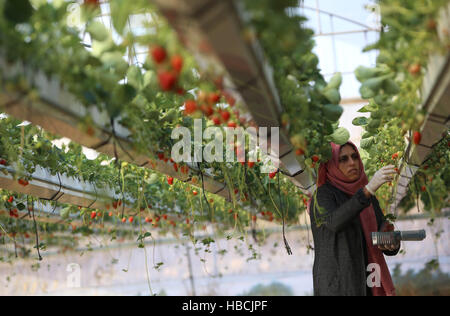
[28,197,42,261]
[87,184,98,209]
[278,173,292,255]
[197,162,212,216]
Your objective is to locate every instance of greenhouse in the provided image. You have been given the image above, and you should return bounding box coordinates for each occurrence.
[0,0,448,298]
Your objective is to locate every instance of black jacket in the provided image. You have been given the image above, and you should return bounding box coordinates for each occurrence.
[309,181,399,296]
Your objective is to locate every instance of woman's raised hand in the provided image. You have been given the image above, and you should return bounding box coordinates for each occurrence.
[365,165,397,195]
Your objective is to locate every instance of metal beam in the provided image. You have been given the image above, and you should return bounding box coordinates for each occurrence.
[150,0,317,195]
[0,57,231,201]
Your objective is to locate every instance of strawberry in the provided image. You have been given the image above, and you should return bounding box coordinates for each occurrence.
[84,0,100,7]
[151,46,167,64]
[296,148,305,156]
[121,217,127,223]
[193,190,198,196]
[234,189,239,195]
[269,171,277,179]
[167,176,174,185]
[208,92,221,104]
[227,121,237,128]
[186,218,190,225]
[261,211,265,216]
[18,179,29,186]
[163,214,168,220]
[112,201,118,209]
[171,55,183,73]
[91,211,97,220]
[312,155,320,162]
[145,217,152,223]
[129,216,134,223]
[421,185,426,192]
[413,131,421,145]
[8,196,13,203]
[247,161,255,168]
[212,116,221,126]
[108,212,113,217]
[173,163,178,172]
[157,153,165,160]
[220,110,230,122]
[0,159,6,165]
[158,71,177,91]
[394,168,400,174]
[392,153,399,160]
[184,100,197,115]
[409,63,421,75]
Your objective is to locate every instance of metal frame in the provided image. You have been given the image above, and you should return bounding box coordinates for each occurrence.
[390,3,450,214]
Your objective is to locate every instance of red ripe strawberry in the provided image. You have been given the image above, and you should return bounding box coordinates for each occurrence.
[413,131,421,145]
[163,214,168,220]
[212,116,221,126]
[173,163,178,172]
[0,159,6,165]
[392,153,399,160]
[208,92,221,104]
[158,71,177,91]
[145,217,152,223]
[269,172,277,179]
[312,155,320,162]
[157,153,165,160]
[121,217,127,223]
[167,176,174,185]
[91,211,97,220]
[247,161,255,168]
[8,196,13,203]
[193,190,198,196]
[421,185,426,192]
[18,179,29,187]
[84,0,100,7]
[151,46,167,64]
[261,211,265,216]
[394,168,400,174]
[227,121,237,128]
[234,189,239,195]
[129,216,134,223]
[171,55,183,73]
[108,212,113,217]
[186,218,190,225]
[184,100,197,115]
[112,201,118,209]
[296,148,305,156]
[220,111,230,122]
[118,200,122,207]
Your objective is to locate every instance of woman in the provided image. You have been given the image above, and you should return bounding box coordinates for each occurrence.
[309,141,400,296]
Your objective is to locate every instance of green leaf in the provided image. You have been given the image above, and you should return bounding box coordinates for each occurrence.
[110,0,133,35]
[323,104,343,121]
[127,66,143,89]
[360,136,375,149]
[358,102,379,113]
[87,21,110,42]
[352,117,369,126]
[3,0,34,24]
[329,127,350,145]
[322,88,341,104]
[326,72,342,90]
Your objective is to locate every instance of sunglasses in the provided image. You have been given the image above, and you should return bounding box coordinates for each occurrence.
[338,153,359,163]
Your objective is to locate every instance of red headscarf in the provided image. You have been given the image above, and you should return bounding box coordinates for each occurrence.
[309,141,396,296]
